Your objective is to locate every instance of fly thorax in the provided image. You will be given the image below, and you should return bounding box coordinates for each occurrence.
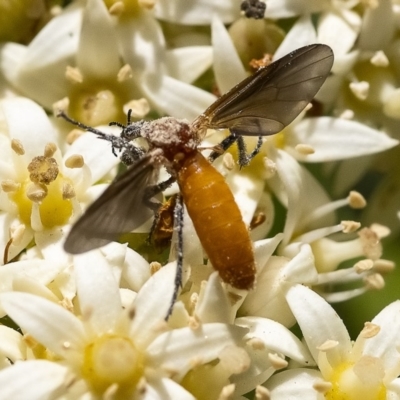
[140,117,197,161]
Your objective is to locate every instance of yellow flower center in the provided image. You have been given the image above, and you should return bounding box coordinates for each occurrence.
[82,334,145,397]
[325,358,386,400]
[273,131,286,149]
[11,156,73,229]
[68,86,124,127]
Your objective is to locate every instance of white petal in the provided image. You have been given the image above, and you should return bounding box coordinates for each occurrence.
[165,46,213,84]
[286,284,352,367]
[0,292,86,358]
[331,155,373,196]
[0,220,33,266]
[77,0,120,78]
[0,42,26,85]
[142,74,216,121]
[355,301,400,377]
[264,0,329,19]
[227,172,264,226]
[287,117,399,162]
[268,148,332,245]
[13,2,82,108]
[1,97,58,162]
[34,229,71,265]
[241,256,295,326]
[74,250,122,334]
[143,377,195,400]
[280,243,318,284]
[130,262,177,346]
[0,325,25,362]
[0,259,65,293]
[116,11,165,78]
[154,0,239,24]
[212,16,246,94]
[146,323,247,380]
[387,378,400,399]
[0,360,71,400]
[195,272,232,324]
[317,9,361,56]
[267,368,323,399]
[236,316,315,365]
[358,0,396,51]
[273,15,317,60]
[63,130,120,186]
[254,234,283,271]
[121,248,151,292]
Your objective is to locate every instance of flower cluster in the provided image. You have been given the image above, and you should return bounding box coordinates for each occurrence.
[0,0,399,399]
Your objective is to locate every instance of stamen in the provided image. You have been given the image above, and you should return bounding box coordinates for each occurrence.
[44,143,57,158]
[255,385,270,400]
[62,182,76,200]
[317,340,339,352]
[360,322,380,338]
[65,66,83,84]
[342,220,361,233]
[373,259,395,273]
[222,153,235,171]
[139,0,155,9]
[364,273,384,290]
[117,64,133,82]
[124,98,150,119]
[313,379,332,394]
[65,155,84,169]
[370,50,389,67]
[268,353,288,370]
[358,228,382,260]
[349,81,369,100]
[109,1,125,15]
[348,191,366,209]
[26,182,47,202]
[66,129,84,144]
[11,139,25,155]
[339,109,354,119]
[354,259,374,273]
[10,224,25,246]
[247,337,265,350]
[1,179,20,192]
[263,157,276,178]
[295,143,315,155]
[218,384,235,399]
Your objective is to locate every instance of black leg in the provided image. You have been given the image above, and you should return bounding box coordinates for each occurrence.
[165,194,184,319]
[208,134,238,163]
[237,135,263,167]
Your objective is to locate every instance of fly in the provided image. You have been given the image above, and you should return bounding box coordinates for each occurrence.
[58,44,334,318]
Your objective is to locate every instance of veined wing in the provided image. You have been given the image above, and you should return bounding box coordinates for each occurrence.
[64,154,159,254]
[200,44,334,136]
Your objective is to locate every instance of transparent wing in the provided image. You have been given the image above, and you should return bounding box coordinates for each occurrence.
[64,155,159,254]
[200,44,334,136]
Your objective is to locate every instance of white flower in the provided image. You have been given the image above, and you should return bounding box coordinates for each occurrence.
[0,0,214,123]
[0,251,247,399]
[0,97,119,263]
[266,284,400,399]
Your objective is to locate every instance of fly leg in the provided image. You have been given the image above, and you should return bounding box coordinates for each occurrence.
[57,110,145,162]
[236,135,263,167]
[208,133,263,167]
[166,194,184,319]
[208,133,238,163]
[143,177,183,319]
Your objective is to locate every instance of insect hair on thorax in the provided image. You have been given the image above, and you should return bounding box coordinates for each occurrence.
[140,116,199,153]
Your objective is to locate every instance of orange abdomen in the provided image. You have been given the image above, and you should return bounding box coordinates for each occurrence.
[177,151,256,290]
